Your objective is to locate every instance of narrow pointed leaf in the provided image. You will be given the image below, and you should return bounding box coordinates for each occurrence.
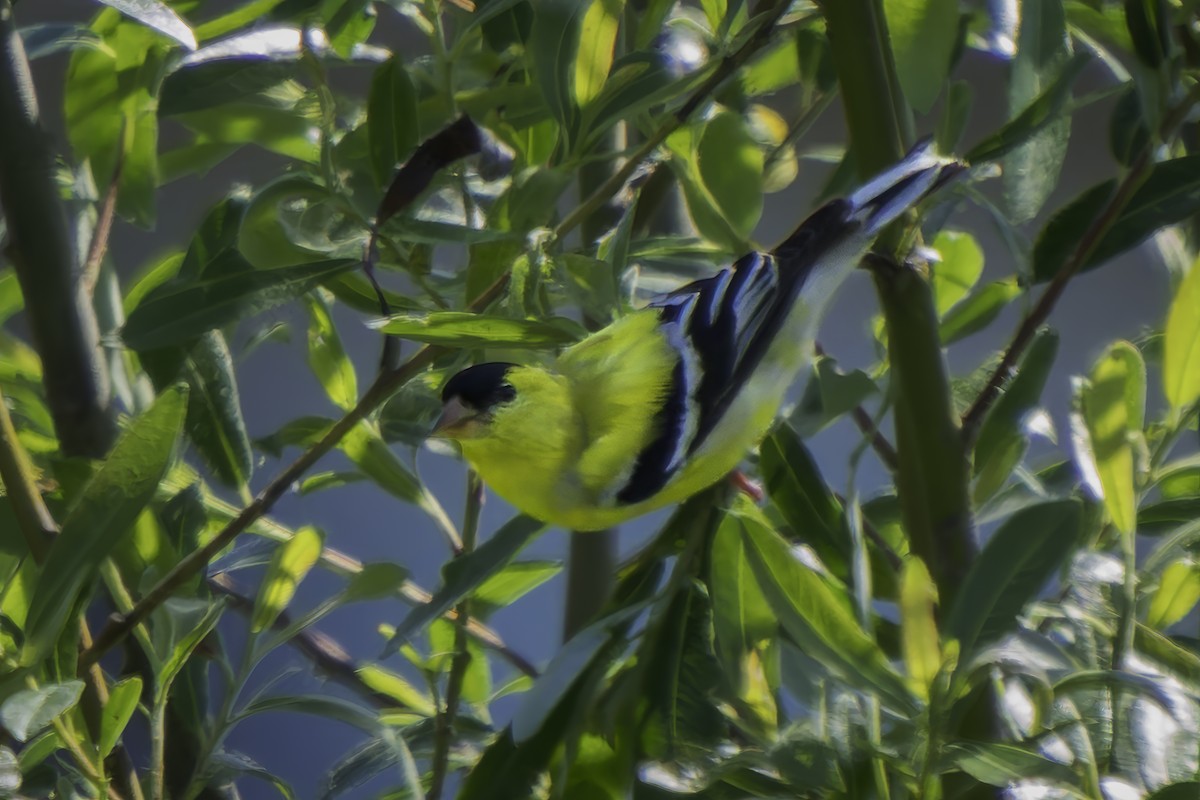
[24,386,187,663]
[1163,259,1200,411]
[251,526,324,633]
[1080,341,1145,534]
[884,0,956,113]
[98,677,143,758]
[900,558,940,699]
[371,312,584,348]
[948,499,1082,658]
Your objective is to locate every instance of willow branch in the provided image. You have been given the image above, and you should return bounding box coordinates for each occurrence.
[0,0,115,457]
[960,83,1200,441]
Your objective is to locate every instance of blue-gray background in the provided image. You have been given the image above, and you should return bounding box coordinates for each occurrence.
[13,2,1175,796]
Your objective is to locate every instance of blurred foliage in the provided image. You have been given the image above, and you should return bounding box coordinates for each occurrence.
[0,0,1199,798]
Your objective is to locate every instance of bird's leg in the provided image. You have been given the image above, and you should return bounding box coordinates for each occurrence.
[728,469,764,502]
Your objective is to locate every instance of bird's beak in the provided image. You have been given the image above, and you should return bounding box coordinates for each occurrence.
[430,397,473,439]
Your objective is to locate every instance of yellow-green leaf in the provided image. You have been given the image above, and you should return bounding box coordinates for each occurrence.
[1080,341,1145,534]
[251,526,324,633]
[574,0,624,108]
[1147,560,1200,629]
[305,292,358,411]
[930,230,984,317]
[899,557,940,699]
[1164,260,1200,412]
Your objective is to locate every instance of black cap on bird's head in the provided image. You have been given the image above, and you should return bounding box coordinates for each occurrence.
[432,362,518,438]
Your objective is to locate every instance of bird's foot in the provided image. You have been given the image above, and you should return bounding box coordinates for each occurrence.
[729,470,764,502]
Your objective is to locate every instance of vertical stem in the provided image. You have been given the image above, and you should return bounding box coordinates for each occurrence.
[0,0,115,457]
[818,0,974,602]
[562,46,630,641]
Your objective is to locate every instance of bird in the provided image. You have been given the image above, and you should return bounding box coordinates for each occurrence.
[432,142,963,531]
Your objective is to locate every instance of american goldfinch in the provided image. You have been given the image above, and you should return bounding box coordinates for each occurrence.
[434,143,962,530]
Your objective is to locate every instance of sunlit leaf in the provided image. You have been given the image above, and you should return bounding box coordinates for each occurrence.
[305,293,358,411]
[372,312,584,348]
[900,558,940,699]
[98,677,143,758]
[930,230,984,316]
[696,110,764,242]
[1163,259,1200,412]
[945,742,1078,786]
[252,526,324,633]
[1147,560,1200,629]
[574,0,624,108]
[760,424,849,573]
[940,277,1021,344]
[475,561,561,610]
[0,682,83,742]
[96,0,196,49]
[23,386,187,663]
[709,501,776,683]
[1079,341,1145,534]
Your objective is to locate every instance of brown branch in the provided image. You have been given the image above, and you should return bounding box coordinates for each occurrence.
[79,273,512,673]
[961,84,1200,442]
[0,0,115,457]
[81,133,125,298]
[208,573,407,710]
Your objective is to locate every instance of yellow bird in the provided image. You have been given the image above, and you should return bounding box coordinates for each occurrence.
[433,143,962,530]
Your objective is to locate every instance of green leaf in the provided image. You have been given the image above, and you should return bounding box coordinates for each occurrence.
[0,682,83,742]
[939,277,1021,344]
[122,259,359,350]
[1080,341,1145,534]
[340,422,423,504]
[760,424,849,574]
[141,331,253,489]
[900,558,940,700]
[529,0,584,147]
[709,502,776,680]
[98,676,143,758]
[936,79,973,153]
[367,57,418,187]
[1164,259,1200,412]
[965,52,1088,164]
[1147,560,1200,629]
[973,330,1059,502]
[1032,154,1200,283]
[65,12,164,226]
[0,271,24,326]
[884,0,956,113]
[236,693,383,731]
[930,230,984,316]
[737,504,916,713]
[474,561,561,610]
[154,598,224,699]
[251,526,324,633]
[343,563,409,603]
[947,499,1082,659]
[354,665,435,716]
[386,515,545,651]
[372,312,584,348]
[23,386,187,663]
[209,751,295,800]
[791,357,879,437]
[574,0,624,108]
[97,0,196,49]
[1148,783,1200,800]
[696,110,764,242]
[945,742,1078,786]
[305,293,358,411]
[1003,0,1073,223]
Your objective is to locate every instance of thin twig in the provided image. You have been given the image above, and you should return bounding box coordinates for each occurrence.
[81,128,125,298]
[961,83,1200,442]
[208,573,411,710]
[78,273,511,672]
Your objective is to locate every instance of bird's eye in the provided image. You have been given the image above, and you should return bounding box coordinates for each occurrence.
[495,383,516,403]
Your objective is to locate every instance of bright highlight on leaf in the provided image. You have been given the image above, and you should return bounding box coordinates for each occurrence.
[1163,259,1200,413]
[899,558,940,699]
[1079,341,1146,534]
[251,525,325,633]
[574,0,624,108]
[1147,560,1200,630]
